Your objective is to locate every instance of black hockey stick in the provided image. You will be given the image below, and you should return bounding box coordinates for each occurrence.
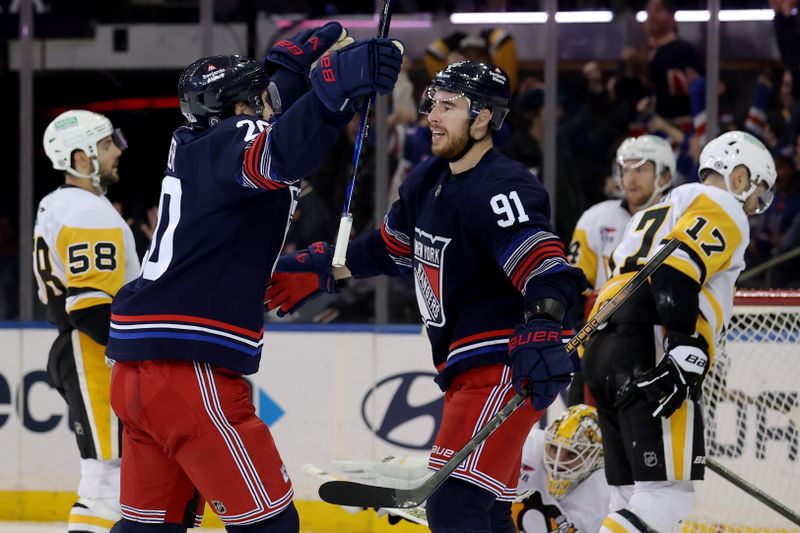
[331,0,394,267]
[319,238,681,508]
[706,458,800,526]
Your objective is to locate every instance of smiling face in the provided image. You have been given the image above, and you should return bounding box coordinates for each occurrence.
[426,89,474,159]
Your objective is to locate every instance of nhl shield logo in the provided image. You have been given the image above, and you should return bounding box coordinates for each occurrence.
[643,451,658,467]
[212,500,227,514]
[413,228,451,327]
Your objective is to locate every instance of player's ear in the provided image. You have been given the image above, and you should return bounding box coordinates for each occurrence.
[71,149,91,174]
[659,170,672,187]
[473,108,492,132]
[234,101,249,116]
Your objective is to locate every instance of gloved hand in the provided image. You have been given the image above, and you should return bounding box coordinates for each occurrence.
[265,241,337,317]
[263,22,351,76]
[263,22,352,115]
[508,320,575,411]
[633,331,708,418]
[311,38,404,113]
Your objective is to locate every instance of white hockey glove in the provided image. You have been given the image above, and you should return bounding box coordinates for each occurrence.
[633,332,708,418]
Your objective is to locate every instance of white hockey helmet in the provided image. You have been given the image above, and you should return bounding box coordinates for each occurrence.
[543,404,604,501]
[698,130,777,215]
[43,110,127,188]
[616,135,676,210]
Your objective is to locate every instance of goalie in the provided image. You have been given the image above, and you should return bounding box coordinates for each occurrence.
[307,404,610,532]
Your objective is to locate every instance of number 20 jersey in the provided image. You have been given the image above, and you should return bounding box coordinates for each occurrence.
[595,183,749,357]
[107,116,299,375]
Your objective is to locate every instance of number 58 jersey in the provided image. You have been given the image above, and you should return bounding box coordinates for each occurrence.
[596,183,749,356]
[33,186,141,324]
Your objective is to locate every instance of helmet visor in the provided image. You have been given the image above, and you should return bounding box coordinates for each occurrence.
[749,180,775,215]
[111,128,128,152]
[418,85,472,119]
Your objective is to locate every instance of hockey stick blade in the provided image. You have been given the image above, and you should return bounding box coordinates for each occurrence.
[320,238,680,508]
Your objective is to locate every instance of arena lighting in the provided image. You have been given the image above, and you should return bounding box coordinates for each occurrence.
[636,9,776,23]
[450,11,613,24]
[275,16,432,29]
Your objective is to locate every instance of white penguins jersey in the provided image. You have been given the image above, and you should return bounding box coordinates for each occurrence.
[516,428,610,533]
[33,186,140,314]
[595,183,749,358]
[567,200,631,291]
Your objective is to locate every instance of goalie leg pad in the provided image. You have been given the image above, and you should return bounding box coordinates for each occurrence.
[426,478,514,532]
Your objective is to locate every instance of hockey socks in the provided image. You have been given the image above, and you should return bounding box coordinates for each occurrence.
[69,498,120,533]
[601,509,658,533]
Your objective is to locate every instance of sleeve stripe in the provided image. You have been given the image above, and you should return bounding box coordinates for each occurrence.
[509,242,566,289]
[501,231,560,272]
[241,127,294,191]
[381,222,411,256]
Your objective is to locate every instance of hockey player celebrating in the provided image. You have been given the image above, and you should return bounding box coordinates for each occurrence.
[266,61,587,531]
[105,25,403,532]
[582,131,776,533]
[35,109,140,532]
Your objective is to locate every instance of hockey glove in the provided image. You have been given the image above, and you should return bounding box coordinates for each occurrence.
[311,38,404,114]
[263,22,352,115]
[633,331,708,418]
[265,241,337,317]
[508,320,575,411]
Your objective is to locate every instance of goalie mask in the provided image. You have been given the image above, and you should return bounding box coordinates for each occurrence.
[616,135,675,211]
[543,404,603,500]
[43,109,128,190]
[419,61,511,131]
[179,54,270,130]
[698,130,777,215]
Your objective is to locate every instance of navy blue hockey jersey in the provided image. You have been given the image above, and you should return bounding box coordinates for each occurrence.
[107,91,353,374]
[346,150,586,390]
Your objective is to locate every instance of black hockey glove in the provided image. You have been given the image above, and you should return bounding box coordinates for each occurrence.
[311,38,404,113]
[508,320,576,411]
[633,332,708,418]
[265,241,337,316]
[262,22,352,114]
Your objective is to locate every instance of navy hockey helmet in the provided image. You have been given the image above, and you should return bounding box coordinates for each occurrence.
[178,55,270,129]
[420,61,511,130]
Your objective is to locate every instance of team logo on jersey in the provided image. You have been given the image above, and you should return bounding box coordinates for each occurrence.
[413,228,451,327]
[600,226,617,244]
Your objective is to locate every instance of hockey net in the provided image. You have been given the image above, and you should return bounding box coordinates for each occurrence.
[682,290,800,533]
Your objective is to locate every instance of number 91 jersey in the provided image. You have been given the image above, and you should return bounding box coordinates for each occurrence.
[598,183,749,357]
[33,186,140,319]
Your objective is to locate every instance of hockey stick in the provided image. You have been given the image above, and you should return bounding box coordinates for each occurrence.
[706,458,800,526]
[331,0,394,267]
[319,238,681,508]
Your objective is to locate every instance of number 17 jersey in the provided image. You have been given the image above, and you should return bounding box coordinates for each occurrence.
[595,183,749,357]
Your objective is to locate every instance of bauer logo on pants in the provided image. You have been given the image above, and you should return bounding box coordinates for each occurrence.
[413,228,451,328]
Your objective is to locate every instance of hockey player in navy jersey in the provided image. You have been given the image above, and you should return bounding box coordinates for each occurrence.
[266,61,587,532]
[105,24,403,533]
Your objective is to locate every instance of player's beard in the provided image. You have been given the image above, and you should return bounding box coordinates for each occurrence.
[432,125,471,160]
[99,162,120,187]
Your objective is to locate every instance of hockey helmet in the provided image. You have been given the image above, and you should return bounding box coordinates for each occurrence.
[543,404,604,501]
[616,134,675,210]
[698,130,777,214]
[419,61,511,130]
[43,109,127,187]
[179,54,270,129]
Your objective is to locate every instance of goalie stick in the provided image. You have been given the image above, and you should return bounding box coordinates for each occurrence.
[706,458,800,526]
[331,0,394,267]
[319,238,681,508]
